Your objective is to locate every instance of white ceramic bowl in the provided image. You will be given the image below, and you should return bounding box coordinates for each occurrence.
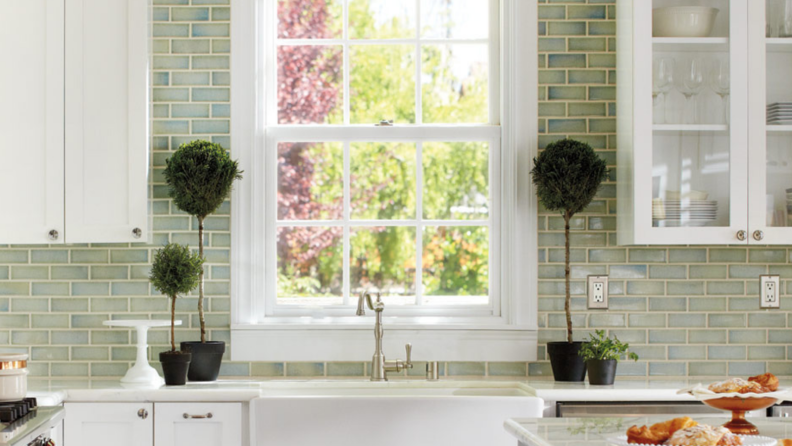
[653,6,719,38]
[0,368,27,402]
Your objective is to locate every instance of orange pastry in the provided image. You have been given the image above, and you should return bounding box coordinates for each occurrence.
[777,440,792,446]
[663,425,742,446]
[707,378,764,394]
[626,417,698,444]
[749,372,779,392]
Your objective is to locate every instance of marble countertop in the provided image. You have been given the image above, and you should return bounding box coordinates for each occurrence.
[504,417,792,446]
[28,377,781,406]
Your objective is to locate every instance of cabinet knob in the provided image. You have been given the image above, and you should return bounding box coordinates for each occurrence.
[183,412,213,419]
[132,228,142,239]
[753,230,765,241]
[138,408,148,420]
[736,230,746,241]
[48,230,59,241]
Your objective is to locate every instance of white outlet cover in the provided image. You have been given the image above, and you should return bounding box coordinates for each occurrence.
[587,275,609,309]
[760,275,781,309]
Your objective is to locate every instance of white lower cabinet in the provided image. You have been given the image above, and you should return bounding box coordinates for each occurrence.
[65,403,153,446]
[155,403,242,446]
[64,402,242,446]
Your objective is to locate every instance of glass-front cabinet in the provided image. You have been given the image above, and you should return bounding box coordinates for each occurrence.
[618,0,792,245]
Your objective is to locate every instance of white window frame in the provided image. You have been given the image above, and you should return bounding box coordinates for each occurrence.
[230,0,538,362]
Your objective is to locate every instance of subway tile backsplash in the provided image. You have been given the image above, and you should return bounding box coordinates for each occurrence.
[0,0,787,379]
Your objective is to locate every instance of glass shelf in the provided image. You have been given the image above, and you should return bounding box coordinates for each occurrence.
[653,125,729,133]
[653,37,729,52]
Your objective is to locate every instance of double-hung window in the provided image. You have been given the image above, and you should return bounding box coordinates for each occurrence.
[231,0,538,361]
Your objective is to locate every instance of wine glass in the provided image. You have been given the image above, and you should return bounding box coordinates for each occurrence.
[676,57,704,124]
[709,59,730,125]
[653,58,675,124]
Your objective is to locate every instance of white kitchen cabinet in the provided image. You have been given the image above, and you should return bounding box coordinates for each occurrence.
[65,403,153,446]
[64,402,243,446]
[154,403,242,446]
[618,0,792,245]
[0,0,149,245]
[0,0,65,244]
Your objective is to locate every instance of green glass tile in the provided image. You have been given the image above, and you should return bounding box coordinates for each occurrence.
[32,347,68,361]
[608,329,645,343]
[528,362,553,377]
[172,39,211,54]
[648,297,686,311]
[668,314,705,328]
[547,21,586,36]
[72,315,109,329]
[0,283,29,296]
[212,7,230,20]
[538,5,565,19]
[192,56,230,70]
[326,362,365,377]
[11,266,48,280]
[538,38,566,52]
[629,345,663,360]
[193,23,230,37]
[649,362,686,376]
[729,362,765,376]
[286,362,324,377]
[688,265,725,279]
[648,266,686,279]
[171,7,209,21]
[729,265,767,279]
[71,347,109,361]
[749,249,786,263]
[709,248,746,263]
[51,330,88,345]
[708,346,746,360]
[628,249,666,263]
[91,363,128,377]
[52,363,89,377]
[770,362,792,375]
[111,283,150,296]
[154,24,190,37]
[648,329,685,344]
[91,331,129,345]
[548,86,586,100]
[668,346,705,360]
[748,313,786,327]
[31,283,68,296]
[628,313,666,328]
[11,298,48,312]
[589,313,625,327]
[72,282,110,296]
[488,362,527,377]
[588,249,626,263]
[667,281,704,296]
[689,329,726,344]
[568,5,606,19]
[569,37,607,52]
[153,56,191,70]
[568,102,606,116]
[626,281,664,295]
[48,266,83,281]
[689,297,727,312]
[688,361,726,376]
[130,298,167,312]
[728,297,756,311]
[733,330,770,345]
[547,54,586,68]
[706,282,744,295]
[12,331,48,345]
[32,314,69,329]
[212,71,231,86]
[91,266,129,280]
[91,298,129,312]
[709,314,746,328]
[31,250,68,264]
[448,362,486,376]
[588,54,616,68]
[748,346,785,360]
[589,86,615,100]
[588,21,616,36]
[52,298,89,312]
[193,120,230,134]
[71,250,109,264]
[153,120,189,135]
[0,251,28,263]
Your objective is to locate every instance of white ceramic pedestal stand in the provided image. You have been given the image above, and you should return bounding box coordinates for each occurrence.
[103,319,182,386]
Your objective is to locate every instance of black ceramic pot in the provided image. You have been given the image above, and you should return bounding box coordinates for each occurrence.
[586,359,617,385]
[547,341,587,382]
[181,341,225,382]
[160,351,191,386]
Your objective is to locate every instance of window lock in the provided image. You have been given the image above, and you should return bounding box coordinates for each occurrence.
[375,120,394,127]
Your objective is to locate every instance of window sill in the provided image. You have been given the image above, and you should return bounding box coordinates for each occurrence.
[230,323,537,362]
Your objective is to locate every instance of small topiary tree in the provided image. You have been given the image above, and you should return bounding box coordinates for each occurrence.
[531,139,608,344]
[164,140,243,343]
[150,243,205,352]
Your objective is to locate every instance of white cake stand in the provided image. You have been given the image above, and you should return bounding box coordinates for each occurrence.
[103,319,182,386]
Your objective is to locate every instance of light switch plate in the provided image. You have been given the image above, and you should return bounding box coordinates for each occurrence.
[760,275,780,309]
[587,275,609,309]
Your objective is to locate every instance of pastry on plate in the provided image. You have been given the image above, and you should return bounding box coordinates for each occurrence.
[626,417,698,444]
[778,440,792,446]
[707,377,764,394]
[748,373,779,392]
[663,425,742,446]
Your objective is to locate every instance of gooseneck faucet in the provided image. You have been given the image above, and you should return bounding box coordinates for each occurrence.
[356,292,412,381]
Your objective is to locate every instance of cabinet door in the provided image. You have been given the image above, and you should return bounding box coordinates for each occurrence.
[618,0,750,245]
[0,0,65,244]
[65,403,152,446]
[64,0,149,243]
[747,1,792,244]
[154,403,242,446]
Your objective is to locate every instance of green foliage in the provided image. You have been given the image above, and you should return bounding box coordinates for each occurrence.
[164,140,244,220]
[531,139,609,218]
[150,244,204,299]
[578,330,639,362]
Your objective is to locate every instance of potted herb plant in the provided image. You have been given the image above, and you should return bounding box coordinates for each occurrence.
[579,330,639,385]
[150,243,204,386]
[164,140,243,381]
[531,139,608,382]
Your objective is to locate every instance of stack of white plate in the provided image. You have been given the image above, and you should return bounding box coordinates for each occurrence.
[768,103,792,125]
[652,199,718,227]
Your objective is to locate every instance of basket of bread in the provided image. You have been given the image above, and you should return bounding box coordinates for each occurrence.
[677,373,790,435]
[606,416,776,446]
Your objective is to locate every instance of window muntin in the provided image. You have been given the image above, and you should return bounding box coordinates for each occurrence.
[269,0,498,314]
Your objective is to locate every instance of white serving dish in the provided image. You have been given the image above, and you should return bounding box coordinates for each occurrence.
[606,434,776,446]
[653,6,719,38]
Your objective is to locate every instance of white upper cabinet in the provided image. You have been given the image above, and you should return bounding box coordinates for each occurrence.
[65,0,149,243]
[0,0,149,245]
[0,0,65,244]
[617,0,783,245]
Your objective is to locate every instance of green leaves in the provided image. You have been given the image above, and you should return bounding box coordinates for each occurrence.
[531,139,609,218]
[578,330,639,362]
[164,140,243,220]
[150,244,204,300]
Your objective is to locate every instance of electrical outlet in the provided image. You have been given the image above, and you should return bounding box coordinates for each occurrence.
[760,275,781,309]
[588,275,609,309]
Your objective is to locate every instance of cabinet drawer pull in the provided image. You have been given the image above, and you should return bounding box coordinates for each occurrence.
[183,412,213,419]
[48,230,59,241]
[138,409,148,420]
[753,230,765,241]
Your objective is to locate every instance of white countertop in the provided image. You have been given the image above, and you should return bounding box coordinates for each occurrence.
[28,377,776,406]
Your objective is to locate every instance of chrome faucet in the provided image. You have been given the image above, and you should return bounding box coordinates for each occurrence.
[356,292,412,381]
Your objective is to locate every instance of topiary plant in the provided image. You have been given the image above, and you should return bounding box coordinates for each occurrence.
[531,139,608,344]
[164,140,243,343]
[150,243,205,352]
